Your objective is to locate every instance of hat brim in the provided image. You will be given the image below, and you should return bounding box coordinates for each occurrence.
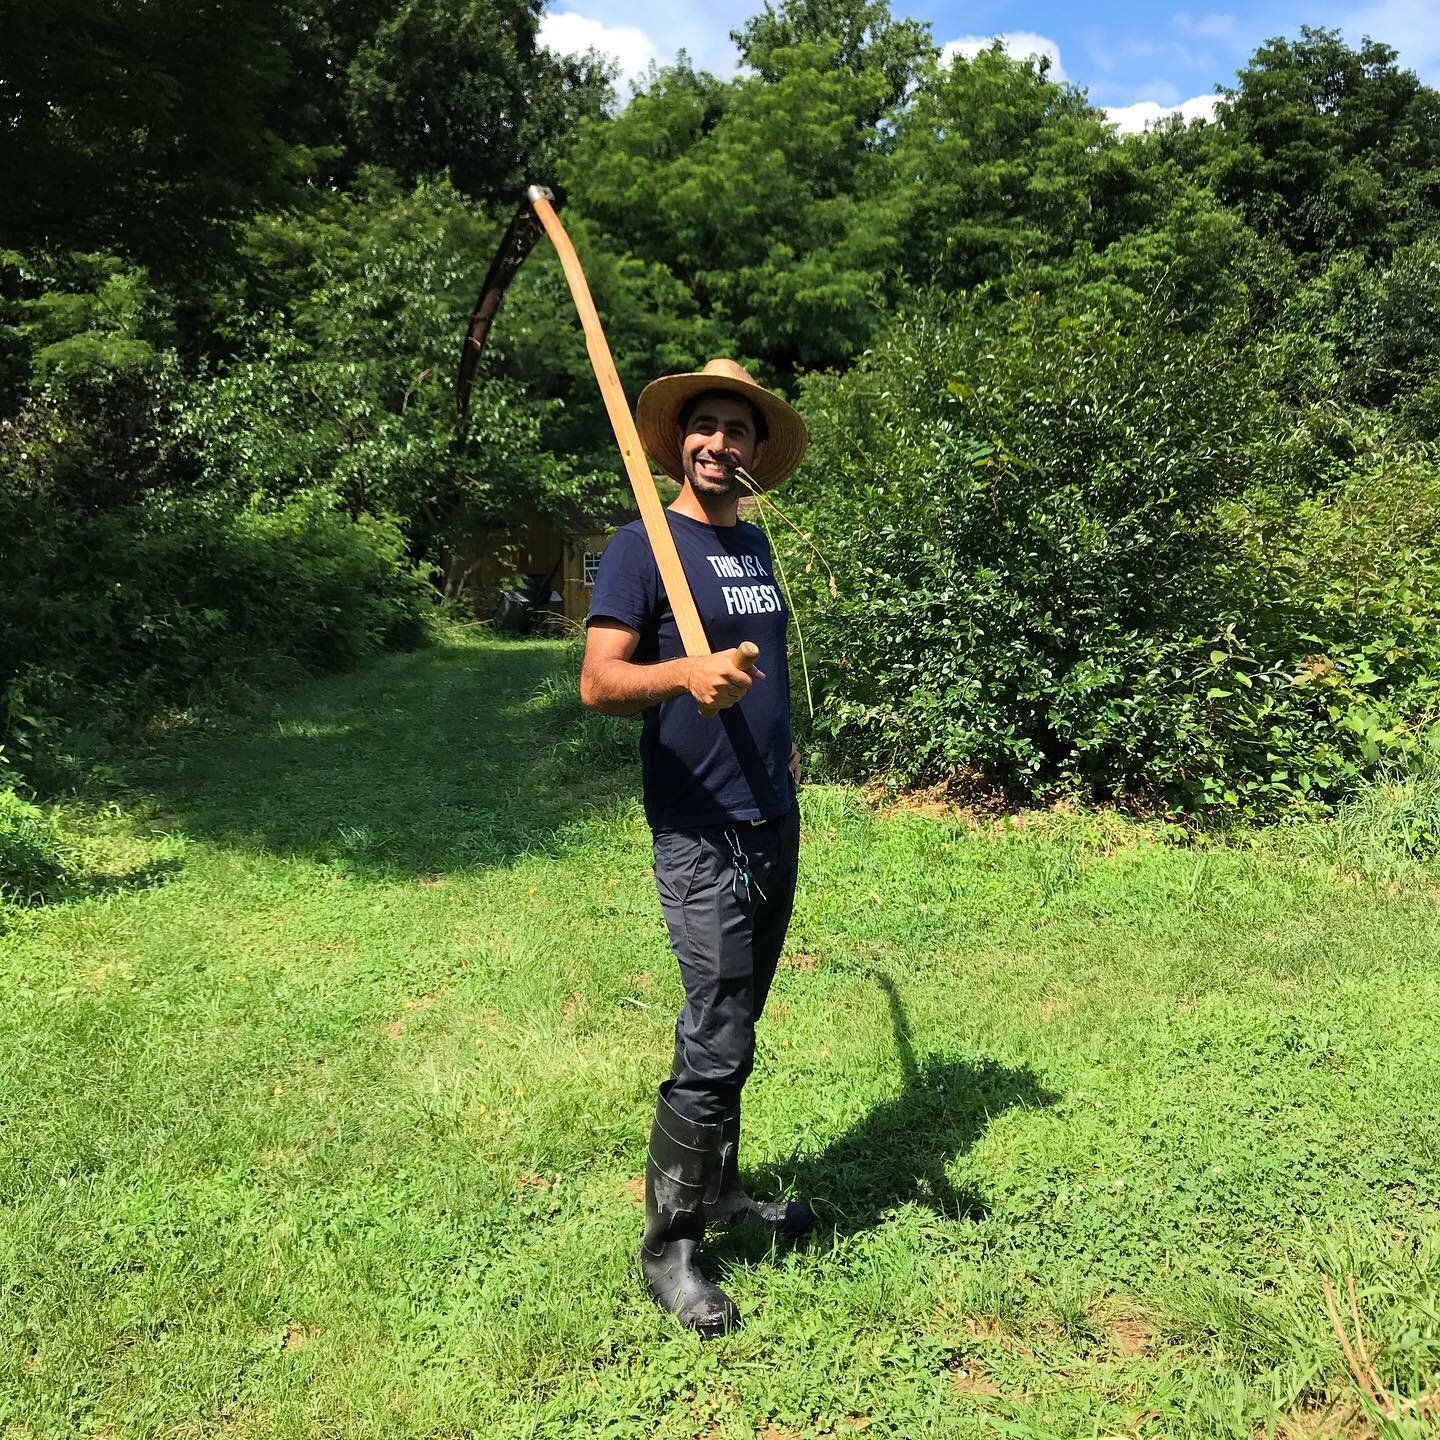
[635,373,807,492]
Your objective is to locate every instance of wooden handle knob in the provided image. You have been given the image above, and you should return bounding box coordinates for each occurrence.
[698,643,760,717]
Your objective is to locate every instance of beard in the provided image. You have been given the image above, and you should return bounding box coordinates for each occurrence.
[684,452,741,497]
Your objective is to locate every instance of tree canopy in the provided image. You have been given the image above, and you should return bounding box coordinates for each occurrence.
[9,0,1440,814]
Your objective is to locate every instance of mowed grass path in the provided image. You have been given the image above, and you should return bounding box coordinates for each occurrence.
[3,630,1438,1439]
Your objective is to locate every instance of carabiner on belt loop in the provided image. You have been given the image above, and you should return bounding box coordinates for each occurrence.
[723,827,767,903]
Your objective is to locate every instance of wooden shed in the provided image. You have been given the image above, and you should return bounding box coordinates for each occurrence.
[441,502,633,626]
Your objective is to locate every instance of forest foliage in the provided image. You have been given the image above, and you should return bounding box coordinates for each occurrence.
[5,1,1440,819]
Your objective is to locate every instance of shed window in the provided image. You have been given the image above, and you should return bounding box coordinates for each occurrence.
[582,551,602,585]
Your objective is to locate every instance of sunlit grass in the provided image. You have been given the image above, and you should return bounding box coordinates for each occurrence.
[1,628,1437,1438]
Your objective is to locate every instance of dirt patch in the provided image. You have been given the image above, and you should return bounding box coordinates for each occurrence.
[1266,1397,1377,1440]
[417,874,447,888]
[282,1322,308,1351]
[757,1427,805,1440]
[864,771,1011,822]
[783,952,819,971]
[962,1316,1010,1341]
[559,994,585,1025]
[960,1318,1036,1361]
[948,1360,1001,1398]
[625,970,656,994]
[625,1175,646,1206]
[878,785,955,821]
[1102,1307,1162,1359]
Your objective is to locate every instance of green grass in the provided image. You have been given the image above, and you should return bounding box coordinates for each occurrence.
[2,628,1438,1439]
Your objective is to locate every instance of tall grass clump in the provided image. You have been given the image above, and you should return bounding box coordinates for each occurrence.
[530,631,635,768]
[0,788,72,904]
[1318,756,1440,875]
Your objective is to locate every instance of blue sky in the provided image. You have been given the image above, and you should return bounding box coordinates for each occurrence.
[538,0,1440,131]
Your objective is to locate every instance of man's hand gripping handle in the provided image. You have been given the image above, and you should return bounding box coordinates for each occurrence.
[695,642,762,717]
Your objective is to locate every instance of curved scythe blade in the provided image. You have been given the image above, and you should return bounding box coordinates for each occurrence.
[455,200,548,438]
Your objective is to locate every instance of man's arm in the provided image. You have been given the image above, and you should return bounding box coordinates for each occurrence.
[580,619,763,717]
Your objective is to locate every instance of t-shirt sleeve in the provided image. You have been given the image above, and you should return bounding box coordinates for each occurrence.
[585,527,658,632]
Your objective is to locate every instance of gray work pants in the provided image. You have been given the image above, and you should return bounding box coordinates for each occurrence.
[650,808,800,1125]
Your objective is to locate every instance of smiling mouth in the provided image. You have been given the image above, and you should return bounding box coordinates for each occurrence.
[695,452,736,477]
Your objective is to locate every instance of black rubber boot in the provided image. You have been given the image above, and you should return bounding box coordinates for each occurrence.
[641,1094,740,1338]
[709,1108,817,1238]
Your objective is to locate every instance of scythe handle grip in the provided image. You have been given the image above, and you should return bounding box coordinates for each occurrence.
[697,642,760,718]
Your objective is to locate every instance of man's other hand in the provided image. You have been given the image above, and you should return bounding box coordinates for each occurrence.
[687,650,764,712]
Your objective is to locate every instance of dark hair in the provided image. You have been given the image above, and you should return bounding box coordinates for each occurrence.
[679,389,768,444]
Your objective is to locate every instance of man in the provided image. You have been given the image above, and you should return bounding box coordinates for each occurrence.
[580,358,815,1338]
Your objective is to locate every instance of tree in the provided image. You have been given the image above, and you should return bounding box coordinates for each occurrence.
[190,175,599,558]
[1213,27,1440,264]
[0,0,307,275]
[889,45,1122,291]
[273,0,612,203]
[563,46,900,379]
[732,0,933,118]
[1283,238,1440,435]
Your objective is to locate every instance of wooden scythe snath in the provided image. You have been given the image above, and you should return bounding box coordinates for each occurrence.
[457,185,758,714]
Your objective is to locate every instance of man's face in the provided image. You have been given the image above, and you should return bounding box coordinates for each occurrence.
[679,393,767,499]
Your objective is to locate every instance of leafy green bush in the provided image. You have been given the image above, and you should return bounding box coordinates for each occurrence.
[0,789,72,904]
[788,295,1440,815]
[0,488,430,775]
[1209,448,1440,797]
[1283,241,1440,438]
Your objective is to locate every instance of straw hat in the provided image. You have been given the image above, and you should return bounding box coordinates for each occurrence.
[635,358,808,492]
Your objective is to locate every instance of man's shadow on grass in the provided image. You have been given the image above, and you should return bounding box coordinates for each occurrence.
[716,973,1058,1261]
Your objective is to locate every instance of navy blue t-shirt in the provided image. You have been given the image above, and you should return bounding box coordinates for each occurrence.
[586,510,795,830]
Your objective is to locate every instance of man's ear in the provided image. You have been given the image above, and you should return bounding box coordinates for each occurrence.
[752,438,768,467]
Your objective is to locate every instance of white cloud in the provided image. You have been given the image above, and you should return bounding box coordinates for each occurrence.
[538,10,663,93]
[1332,0,1440,81]
[940,31,1068,83]
[1087,35,1205,73]
[1173,11,1237,39]
[1104,93,1221,133]
[1138,75,1183,105]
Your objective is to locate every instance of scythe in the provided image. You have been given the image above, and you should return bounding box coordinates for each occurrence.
[456,185,758,714]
